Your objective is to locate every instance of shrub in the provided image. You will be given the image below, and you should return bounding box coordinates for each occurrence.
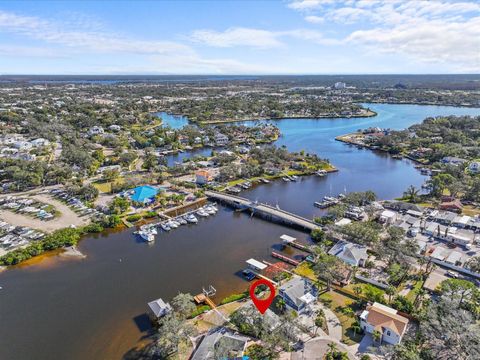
[126,214,142,222]
[188,305,211,319]
[311,228,325,242]
[0,228,81,266]
[144,211,157,218]
[83,223,104,233]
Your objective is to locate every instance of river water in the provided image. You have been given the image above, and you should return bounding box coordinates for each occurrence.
[1,104,479,360]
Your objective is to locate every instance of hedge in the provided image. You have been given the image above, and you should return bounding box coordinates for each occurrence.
[219,292,248,305]
[188,305,211,319]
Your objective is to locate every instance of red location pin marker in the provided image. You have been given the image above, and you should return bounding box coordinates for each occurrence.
[249,278,276,314]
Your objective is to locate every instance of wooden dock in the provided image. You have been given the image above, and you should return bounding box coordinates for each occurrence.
[271,251,300,266]
[283,240,313,253]
[205,190,321,231]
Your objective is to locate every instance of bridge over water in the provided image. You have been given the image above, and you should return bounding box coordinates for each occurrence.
[205,190,320,232]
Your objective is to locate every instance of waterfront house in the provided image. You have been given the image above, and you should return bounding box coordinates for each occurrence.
[147,297,172,320]
[359,302,409,345]
[191,327,249,360]
[130,185,158,204]
[195,169,214,185]
[278,276,317,313]
[328,240,368,267]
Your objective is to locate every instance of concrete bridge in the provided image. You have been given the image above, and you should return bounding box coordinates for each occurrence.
[205,190,320,231]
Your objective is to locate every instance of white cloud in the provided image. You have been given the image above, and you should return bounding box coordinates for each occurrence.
[346,16,480,71]
[288,0,335,10]
[287,0,480,71]
[304,15,324,23]
[0,10,194,56]
[190,27,284,48]
[190,27,334,48]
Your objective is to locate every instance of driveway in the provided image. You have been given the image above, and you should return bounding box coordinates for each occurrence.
[291,337,357,360]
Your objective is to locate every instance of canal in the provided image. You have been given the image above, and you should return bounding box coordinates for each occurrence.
[0,104,479,360]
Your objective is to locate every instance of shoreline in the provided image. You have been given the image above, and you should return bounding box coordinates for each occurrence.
[196,110,377,125]
[61,245,87,258]
[335,132,426,165]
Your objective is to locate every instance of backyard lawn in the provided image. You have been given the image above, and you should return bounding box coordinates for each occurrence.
[319,290,364,345]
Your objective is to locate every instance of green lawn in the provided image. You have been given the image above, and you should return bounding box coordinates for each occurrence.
[319,290,364,345]
[405,280,424,302]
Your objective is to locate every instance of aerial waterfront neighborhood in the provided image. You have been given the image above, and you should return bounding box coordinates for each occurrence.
[0,1,480,360]
[0,73,479,360]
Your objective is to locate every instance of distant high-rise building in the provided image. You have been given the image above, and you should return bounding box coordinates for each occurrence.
[334,82,346,89]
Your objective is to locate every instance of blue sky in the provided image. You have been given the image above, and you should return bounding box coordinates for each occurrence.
[0,0,478,74]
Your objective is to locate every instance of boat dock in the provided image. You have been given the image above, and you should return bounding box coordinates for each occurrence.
[280,234,312,253]
[271,251,301,266]
[194,285,217,308]
[205,190,320,231]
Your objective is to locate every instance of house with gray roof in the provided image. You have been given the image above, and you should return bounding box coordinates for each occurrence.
[278,275,317,313]
[190,327,249,360]
[328,240,368,267]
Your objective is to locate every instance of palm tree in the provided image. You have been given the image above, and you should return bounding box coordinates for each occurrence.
[327,342,337,355]
[372,330,382,344]
[386,285,396,304]
[403,185,420,203]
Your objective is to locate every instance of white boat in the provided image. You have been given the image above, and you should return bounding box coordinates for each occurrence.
[291,175,298,181]
[197,209,209,217]
[186,214,198,223]
[139,231,155,242]
[204,206,216,215]
[160,223,171,231]
[167,220,179,228]
[282,177,291,182]
[316,170,327,177]
[148,227,158,235]
[177,217,187,225]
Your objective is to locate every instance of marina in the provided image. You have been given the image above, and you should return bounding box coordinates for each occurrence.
[135,203,218,241]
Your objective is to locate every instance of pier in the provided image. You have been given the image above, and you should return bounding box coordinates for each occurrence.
[205,190,320,231]
[271,251,301,266]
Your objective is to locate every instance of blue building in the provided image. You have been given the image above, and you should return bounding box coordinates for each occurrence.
[130,185,158,204]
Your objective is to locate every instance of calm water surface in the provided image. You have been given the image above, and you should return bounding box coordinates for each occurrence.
[1,104,480,360]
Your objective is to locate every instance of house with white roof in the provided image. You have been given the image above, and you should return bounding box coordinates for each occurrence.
[359,302,409,345]
[379,210,397,224]
[328,240,368,267]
